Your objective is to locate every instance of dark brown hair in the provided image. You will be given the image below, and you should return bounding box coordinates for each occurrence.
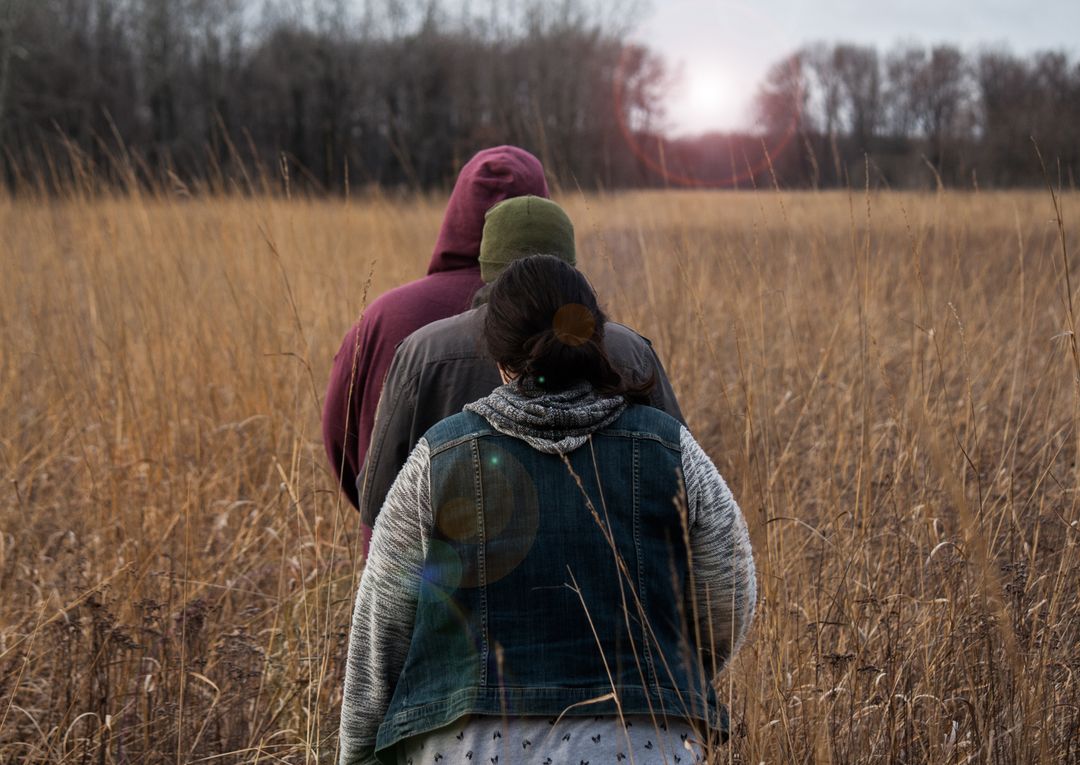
[484,254,654,402]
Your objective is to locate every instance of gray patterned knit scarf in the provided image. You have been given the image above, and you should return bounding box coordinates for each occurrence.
[465,379,626,454]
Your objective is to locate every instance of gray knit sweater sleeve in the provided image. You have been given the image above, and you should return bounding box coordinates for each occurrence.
[680,427,756,676]
[339,439,433,765]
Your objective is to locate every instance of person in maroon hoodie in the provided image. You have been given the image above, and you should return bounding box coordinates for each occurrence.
[322,146,549,530]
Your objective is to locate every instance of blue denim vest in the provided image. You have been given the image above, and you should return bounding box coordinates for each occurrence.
[373,405,726,760]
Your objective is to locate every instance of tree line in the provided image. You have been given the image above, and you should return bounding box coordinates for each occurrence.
[738,41,1080,189]
[0,0,666,193]
[1,1,1077,193]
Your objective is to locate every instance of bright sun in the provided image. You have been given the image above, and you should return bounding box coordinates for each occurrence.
[677,68,737,135]
[669,63,747,137]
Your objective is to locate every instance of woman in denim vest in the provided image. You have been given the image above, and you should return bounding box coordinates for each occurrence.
[339,255,756,765]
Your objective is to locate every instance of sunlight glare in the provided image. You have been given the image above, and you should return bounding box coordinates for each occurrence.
[672,66,738,136]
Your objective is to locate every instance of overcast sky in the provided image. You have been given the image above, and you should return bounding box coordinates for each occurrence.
[636,0,1080,135]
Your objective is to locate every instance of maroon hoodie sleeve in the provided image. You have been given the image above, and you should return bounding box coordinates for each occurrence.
[323,321,366,509]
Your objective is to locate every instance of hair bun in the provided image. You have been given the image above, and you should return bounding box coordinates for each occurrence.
[523,327,559,362]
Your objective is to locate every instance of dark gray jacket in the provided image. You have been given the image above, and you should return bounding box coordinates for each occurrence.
[357,306,684,526]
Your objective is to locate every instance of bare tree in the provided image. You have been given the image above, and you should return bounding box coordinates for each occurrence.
[834,44,881,150]
[917,45,973,169]
[754,51,810,135]
[0,0,26,153]
[884,44,925,139]
[975,48,1031,184]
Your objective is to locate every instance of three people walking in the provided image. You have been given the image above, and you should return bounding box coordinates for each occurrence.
[334,219,756,763]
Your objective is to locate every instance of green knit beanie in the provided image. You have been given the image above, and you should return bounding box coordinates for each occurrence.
[478,196,576,283]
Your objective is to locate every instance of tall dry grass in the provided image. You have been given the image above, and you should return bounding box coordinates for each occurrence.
[1,185,1078,763]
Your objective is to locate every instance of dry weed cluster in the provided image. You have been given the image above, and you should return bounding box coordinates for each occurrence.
[1,187,1078,763]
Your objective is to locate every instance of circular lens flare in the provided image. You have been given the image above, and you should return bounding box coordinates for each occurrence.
[612,3,800,188]
[553,303,596,347]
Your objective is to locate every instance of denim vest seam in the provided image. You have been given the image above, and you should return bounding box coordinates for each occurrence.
[428,429,490,456]
[597,429,680,451]
[471,436,489,687]
[632,435,659,691]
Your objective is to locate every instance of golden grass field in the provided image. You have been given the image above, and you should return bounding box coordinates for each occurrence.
[2,187,1079,763]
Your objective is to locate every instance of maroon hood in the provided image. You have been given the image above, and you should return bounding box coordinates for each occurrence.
[427,146,550,275]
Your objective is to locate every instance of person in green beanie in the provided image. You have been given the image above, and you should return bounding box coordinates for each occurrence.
[355,196,683,529]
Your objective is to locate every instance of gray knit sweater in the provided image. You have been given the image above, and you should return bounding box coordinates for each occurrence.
[339,384,756,765]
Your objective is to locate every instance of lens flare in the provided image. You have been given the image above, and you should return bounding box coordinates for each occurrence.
[553,303,595,347]
[612,2,800,188]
